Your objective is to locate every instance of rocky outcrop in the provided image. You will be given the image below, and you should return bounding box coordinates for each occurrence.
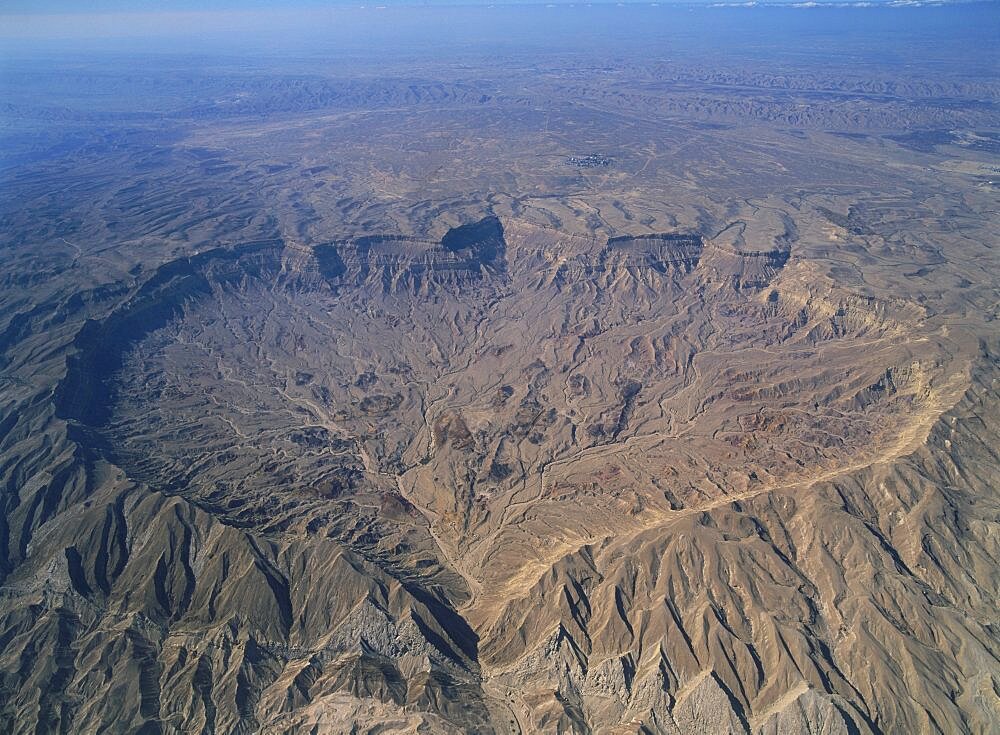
[324,216,507,295]
[0,217,995,735]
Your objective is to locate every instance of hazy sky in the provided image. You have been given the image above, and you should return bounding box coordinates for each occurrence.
[5,0,350,10]
[3,0,997,57]
[6,0,987,9]
[13,0,659,10]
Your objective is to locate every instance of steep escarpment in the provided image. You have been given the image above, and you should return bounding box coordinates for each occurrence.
[54,242,285,426]
[54,217,507,428]
[328,216,507,294]
[3,20,998,732]
[0,215,994,735]
[0,220,520,733]
[604,233,705,274]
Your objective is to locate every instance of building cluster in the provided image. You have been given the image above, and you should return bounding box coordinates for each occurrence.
[568,154,613,168]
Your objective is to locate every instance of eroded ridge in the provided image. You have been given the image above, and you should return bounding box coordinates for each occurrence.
[29,212,978,732]
[2,16,999,731]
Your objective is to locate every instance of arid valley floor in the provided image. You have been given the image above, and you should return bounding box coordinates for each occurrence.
[1,5,999,733]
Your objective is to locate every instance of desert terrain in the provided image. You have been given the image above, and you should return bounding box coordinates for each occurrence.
[0,5,998,733]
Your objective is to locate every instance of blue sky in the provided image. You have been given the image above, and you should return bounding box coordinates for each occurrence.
[4,1,318,10]
[3,0,993,49]
[4,0,984,10]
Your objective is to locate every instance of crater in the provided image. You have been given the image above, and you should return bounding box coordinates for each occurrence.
[52,217,951,604]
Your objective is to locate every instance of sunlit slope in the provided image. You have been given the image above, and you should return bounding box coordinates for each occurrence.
[0,213,995,733]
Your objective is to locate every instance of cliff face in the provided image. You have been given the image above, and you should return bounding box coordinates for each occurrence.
[0,215,995,735]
